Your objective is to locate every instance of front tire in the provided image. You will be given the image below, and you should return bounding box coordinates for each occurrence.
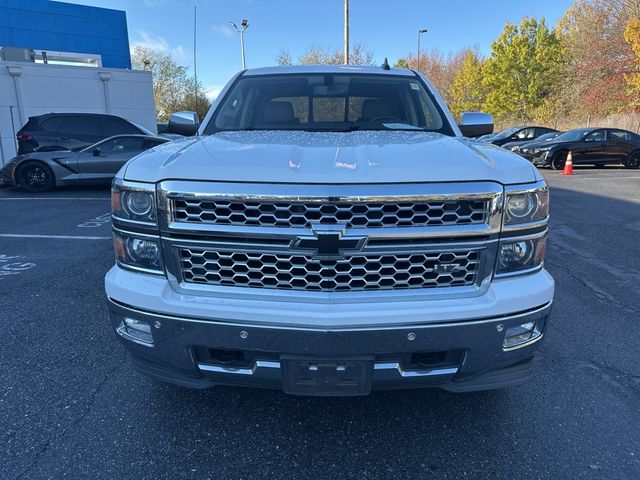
[551,152,567,171]
[16,161,55,192]
[626,153,640,169]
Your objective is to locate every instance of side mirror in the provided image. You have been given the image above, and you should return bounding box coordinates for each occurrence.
[458,112,494,138]
[92,148,101,157]
[168,111,199,136]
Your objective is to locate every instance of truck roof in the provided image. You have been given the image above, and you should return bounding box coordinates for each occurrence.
[242,64,417,77]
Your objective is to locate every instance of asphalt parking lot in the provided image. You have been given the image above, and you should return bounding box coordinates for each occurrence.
[1,168,639,480]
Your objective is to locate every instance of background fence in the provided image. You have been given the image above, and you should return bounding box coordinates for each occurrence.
[498,113,640,133]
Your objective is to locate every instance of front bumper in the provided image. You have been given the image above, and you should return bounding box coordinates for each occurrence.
[0,166,15,187]
[106,267,554,395]
[532,153,552,167]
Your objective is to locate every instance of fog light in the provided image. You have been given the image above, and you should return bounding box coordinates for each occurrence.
[116,317,154,346]
[503,321,540,349]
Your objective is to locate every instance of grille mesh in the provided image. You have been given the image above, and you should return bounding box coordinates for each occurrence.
[171,198,486,229]
[178,248,481,292]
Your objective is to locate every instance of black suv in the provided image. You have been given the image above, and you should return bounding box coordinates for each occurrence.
[16,113,151,154]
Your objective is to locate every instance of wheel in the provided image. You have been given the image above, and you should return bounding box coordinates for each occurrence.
[626,153,640,169]
[595,163,605,168]
[16,161,55,192]
[551,152,567,170]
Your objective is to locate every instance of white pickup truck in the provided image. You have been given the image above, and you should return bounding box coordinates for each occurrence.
[105,65,554,396]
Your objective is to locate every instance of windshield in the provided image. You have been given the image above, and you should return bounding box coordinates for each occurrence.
[207,73,452,134]
[491,127,520,141]
[555,129,592,142]
[537,132,560,142]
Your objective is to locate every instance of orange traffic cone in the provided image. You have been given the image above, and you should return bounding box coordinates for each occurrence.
[561,151,573,175]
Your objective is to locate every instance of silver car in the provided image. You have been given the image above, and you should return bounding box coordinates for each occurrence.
[0,134,168,192]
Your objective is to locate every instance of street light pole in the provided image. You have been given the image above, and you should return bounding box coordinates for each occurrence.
[230,19,249,70]
[344,0,349,65]
[417,28,427,71]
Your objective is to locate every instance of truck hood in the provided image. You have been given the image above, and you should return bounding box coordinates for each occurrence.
[123,131,540,185]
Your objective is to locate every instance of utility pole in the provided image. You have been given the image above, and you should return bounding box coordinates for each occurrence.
[193,4,198,116]
[231,19,249,70]
[344,0,349,65]
[417,28,427,71]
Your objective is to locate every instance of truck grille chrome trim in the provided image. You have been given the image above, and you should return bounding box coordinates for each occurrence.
[171,198,487,229]
[178,248,482,292]
[158,182,503,294]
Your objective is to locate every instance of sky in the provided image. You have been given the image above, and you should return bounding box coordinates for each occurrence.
[65,0,576,100]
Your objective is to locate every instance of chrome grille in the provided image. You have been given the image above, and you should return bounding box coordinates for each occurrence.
[178,248,481,292]
[171,198,487,229]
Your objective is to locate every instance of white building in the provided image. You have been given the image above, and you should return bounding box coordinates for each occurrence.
[0,61,156,164]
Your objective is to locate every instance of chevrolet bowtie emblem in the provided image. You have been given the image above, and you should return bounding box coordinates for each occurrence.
[294,224,366,257]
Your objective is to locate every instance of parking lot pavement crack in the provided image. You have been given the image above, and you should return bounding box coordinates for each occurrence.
[540,353,640,393]
[12,351,127,480]
[546,259,640,316]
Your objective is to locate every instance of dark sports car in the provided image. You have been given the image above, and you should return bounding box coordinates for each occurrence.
[521,128,640,170]
[0,134,168,192]
[503,131,563,153]
[489,126,558,147]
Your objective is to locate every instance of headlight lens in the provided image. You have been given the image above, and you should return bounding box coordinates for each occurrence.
[504,186,549,225]
[112,181,156,224]
[497,235,546,275]
[126,192,153,217]
[113,230,163,273]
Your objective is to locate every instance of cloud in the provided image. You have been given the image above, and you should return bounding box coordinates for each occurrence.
[212,24,235,39]
[131,30,188,60]
[205,85,225,101]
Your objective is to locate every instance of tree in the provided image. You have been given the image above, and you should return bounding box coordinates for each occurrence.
[625,18,640,104]
[483,17,564,122]
[555,0,636,116]
[131,46,210,121]
[276,43,375,66]
[403,48,470,105]
[276,49,293,66]
[394,58,409,68]
[448,51,487,118]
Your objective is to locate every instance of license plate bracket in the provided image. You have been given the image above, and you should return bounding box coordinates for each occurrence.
[281,355,374,396]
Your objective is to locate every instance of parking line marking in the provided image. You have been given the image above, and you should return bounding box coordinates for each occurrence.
[0,234,111,240]
[561,176,640,180]
[0,197,109,201]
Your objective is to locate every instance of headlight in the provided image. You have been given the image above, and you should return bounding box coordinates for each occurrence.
[113,229,164,274]
[112,180,157,224]
[504,185,549,226]
[496,234,546,275]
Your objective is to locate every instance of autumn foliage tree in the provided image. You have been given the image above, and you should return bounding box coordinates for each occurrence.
[624,17,640,106]
[554,0,636,117]
[448,51,486,119]
[482,17,564,122]
[401,49,470,105]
